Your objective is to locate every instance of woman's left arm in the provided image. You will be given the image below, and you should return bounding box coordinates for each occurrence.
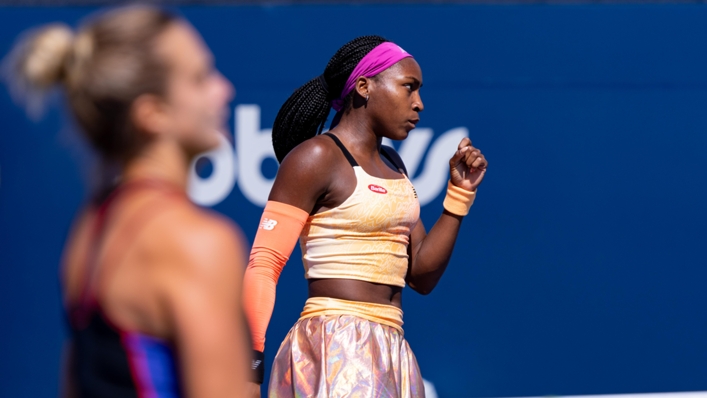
[406,137,488,295]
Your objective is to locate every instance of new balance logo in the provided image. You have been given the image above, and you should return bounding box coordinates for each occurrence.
[251,359,262,370]
[260,218,278,230]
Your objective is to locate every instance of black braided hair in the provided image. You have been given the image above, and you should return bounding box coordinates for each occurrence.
[272,35,388,163]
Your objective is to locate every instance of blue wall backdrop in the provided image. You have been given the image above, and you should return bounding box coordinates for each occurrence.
[2,4,707,397]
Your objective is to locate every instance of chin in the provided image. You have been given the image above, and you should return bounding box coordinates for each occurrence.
[186,135,221,158]
[204,128,226,145]
[396,130,412,140]
[202,136,222,152]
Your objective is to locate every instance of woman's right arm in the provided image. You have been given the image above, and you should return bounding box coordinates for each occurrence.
[242,138,336,382]
[161,212,251,398]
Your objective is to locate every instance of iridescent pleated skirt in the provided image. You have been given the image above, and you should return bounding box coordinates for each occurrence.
[268,297,425,398]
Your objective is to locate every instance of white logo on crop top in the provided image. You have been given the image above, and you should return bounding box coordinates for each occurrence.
[260,218,278,231]
[188,104,469,208]
[368,184,387,194]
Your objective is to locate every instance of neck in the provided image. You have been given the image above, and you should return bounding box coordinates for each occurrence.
[334,109,382,159]
[120,140,191,191]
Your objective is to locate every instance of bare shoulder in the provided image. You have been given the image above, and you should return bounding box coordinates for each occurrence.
[138,203,247,344]
[270,134,344,208]
[278,134,342,176]
[148,202,246,281]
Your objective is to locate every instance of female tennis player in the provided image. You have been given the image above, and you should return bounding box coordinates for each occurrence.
[243,35,488,397]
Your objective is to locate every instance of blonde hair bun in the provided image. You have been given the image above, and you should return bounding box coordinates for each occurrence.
[21,24,75,88]
[2,5,176,151]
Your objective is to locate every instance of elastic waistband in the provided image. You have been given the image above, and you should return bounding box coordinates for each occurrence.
[300,297,404,333]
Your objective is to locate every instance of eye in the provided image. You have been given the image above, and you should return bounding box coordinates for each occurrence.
[194,61,215,85]
[403,83,413,90]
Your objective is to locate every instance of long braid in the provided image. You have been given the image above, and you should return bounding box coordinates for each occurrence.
[272,35,387,163]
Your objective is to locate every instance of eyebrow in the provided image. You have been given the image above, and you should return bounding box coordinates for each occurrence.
[405,76,423,87]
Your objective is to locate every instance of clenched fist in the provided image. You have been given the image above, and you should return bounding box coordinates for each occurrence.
[449,137,488,192]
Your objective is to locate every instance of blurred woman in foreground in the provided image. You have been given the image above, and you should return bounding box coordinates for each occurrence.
[4,6,250,397]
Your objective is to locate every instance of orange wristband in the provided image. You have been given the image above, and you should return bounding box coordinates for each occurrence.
[442,181,476,216]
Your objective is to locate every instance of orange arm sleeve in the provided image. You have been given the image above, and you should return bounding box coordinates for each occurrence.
[242,201,309,352]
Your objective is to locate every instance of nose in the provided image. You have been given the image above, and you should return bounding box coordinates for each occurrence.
[217,70,235,102]
[413,92,424,112]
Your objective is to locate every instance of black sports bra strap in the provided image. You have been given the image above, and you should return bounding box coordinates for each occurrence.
[323,133,358,167]
[380,145,408,176]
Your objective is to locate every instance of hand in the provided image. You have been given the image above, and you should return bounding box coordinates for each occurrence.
[449,137,488,192]
[247,382,261,397]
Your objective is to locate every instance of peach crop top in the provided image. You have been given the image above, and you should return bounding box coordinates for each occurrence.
[299,134,420,287]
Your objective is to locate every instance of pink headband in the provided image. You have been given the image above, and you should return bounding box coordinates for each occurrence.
[331,42,413,112]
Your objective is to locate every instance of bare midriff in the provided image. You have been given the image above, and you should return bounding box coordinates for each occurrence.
[308,278,403,309]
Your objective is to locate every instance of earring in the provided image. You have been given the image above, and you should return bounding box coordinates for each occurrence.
[365,94,369,102]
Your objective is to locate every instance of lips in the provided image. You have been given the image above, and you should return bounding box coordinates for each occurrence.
[406,119,420,130]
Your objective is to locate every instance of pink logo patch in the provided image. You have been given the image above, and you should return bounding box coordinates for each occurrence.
[368,184,387,194]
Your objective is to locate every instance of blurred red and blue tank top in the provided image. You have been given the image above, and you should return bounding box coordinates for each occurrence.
[67,181,183,398]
